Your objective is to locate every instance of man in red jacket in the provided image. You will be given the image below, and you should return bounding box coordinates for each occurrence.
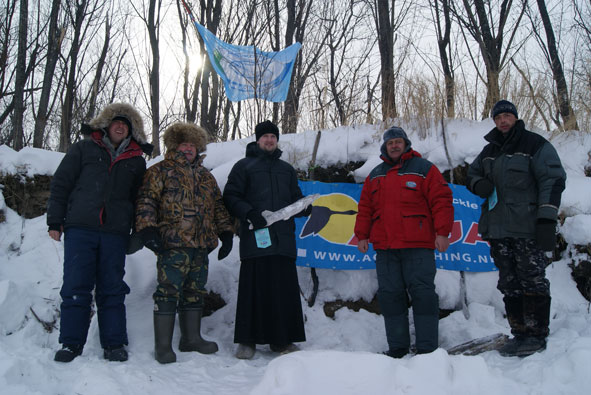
[354,126,454,358]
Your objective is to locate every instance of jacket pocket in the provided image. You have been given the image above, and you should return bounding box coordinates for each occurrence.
[401,212,433,242]
[505,155,532,190]
[369,215,387,245]
[505,202,536,234]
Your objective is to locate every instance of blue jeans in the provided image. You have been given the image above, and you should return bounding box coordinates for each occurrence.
[375,248,439,352]
[59,228,130,348]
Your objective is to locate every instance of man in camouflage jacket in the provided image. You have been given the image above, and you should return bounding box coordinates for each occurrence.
[135,122,234,364]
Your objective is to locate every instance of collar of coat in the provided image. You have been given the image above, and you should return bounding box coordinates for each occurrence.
[245,141,282,160]
[81,123,153,155]
[164,149,205,167]
[380,148,422,167]
[484,119,525,150]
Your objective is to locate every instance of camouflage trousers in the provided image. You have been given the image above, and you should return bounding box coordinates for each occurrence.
[489,238,550,297]
[154,247,209,308]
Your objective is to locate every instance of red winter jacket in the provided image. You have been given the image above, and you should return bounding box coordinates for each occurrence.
[354,149,454,250]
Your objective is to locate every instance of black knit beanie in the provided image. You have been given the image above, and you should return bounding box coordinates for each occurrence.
[491,100,518,119]
[255,120,280,141]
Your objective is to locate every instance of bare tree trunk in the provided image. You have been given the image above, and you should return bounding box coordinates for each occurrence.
[148,0,161,156]
[11,0,28,151]
[176,0,195,122]
[375,0,396,121]
[536,0,578,130]
[431,0,455,118]
[282,0,325,134]
[85,16,111,121]
[33,0,62,148]
[456,0,526,119]
[59,0,87,152]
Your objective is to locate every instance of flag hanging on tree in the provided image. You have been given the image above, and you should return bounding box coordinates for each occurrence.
[195,23,301,102]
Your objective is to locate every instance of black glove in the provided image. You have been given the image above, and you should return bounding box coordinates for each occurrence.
[217,231,234,260]
[536,219,557,252]
[299,205,313,217]
[126,231,144,255]
[473,179,494,198]
[140,227,164,254]
[246,210,267,230]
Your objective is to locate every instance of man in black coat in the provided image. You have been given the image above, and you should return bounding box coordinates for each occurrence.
[223,120,309,359]
[47,103,152,363]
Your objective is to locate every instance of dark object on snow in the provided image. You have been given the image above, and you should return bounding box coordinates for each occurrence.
[447,333,510,356]
[54,344,83,362]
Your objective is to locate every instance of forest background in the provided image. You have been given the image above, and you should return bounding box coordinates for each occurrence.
[1,0,590,157]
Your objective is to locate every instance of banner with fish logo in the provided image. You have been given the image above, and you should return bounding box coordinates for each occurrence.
[295,181,495,271]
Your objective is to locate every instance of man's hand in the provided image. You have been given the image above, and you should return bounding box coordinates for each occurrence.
[141,227,164,254]
[48,224,63,241]
[217,231,234,260]
[246,210,267,230]
[357,239,369,253]
[536,219,557,252]
[48,230,62,241]
[435,235,450,252]
[472,179,494,198]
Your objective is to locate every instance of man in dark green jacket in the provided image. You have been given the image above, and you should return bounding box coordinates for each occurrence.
[467,100,566,357]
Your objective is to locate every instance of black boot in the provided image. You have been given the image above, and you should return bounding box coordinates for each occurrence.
[499,295,550,357]
[178,308,218,354]
[154,301,177,364]
[512,294,550,357]
[499,295,526,357]
[54,344,83,363]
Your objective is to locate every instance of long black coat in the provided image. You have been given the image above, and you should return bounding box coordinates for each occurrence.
[47,125,151,236]
[223,142,303,259]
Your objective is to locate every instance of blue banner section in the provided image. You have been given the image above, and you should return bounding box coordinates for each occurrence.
[195,23,301,102]
[295,181,495,272]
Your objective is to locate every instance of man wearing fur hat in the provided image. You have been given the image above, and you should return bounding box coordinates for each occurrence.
[135,122,234,364]
[223,120,309,360]
[47,103,153,363]
[467,100,566,357]
[354,126,454,358]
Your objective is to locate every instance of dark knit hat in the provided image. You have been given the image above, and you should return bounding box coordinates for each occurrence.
[491,100,518,119]
[255,120,280,141]
[382,126,411,148]
[112,115,132,133]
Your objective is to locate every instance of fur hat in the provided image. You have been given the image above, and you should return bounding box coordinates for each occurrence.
[163,122,207,153]
[491,100,518,119]
[255,120,280,141]
[88,103,147,144]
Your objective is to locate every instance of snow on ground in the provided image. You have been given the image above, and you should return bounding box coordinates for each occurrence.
[1,118,591,394]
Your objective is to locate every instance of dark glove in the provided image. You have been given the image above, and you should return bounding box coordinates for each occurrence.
[126,231,144,255]
[217,231,234,260]
[473,179,494,198]
[246,210,267,230]
[299,205,313,217]
[536,219,557,252]
[140,227,164,254]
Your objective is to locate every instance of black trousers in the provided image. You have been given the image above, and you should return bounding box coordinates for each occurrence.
[234,255,306,345]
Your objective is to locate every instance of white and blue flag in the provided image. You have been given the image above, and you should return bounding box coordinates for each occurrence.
[195,23,301,102]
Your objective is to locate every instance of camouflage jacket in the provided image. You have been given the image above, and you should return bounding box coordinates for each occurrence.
[135,150,233,250]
